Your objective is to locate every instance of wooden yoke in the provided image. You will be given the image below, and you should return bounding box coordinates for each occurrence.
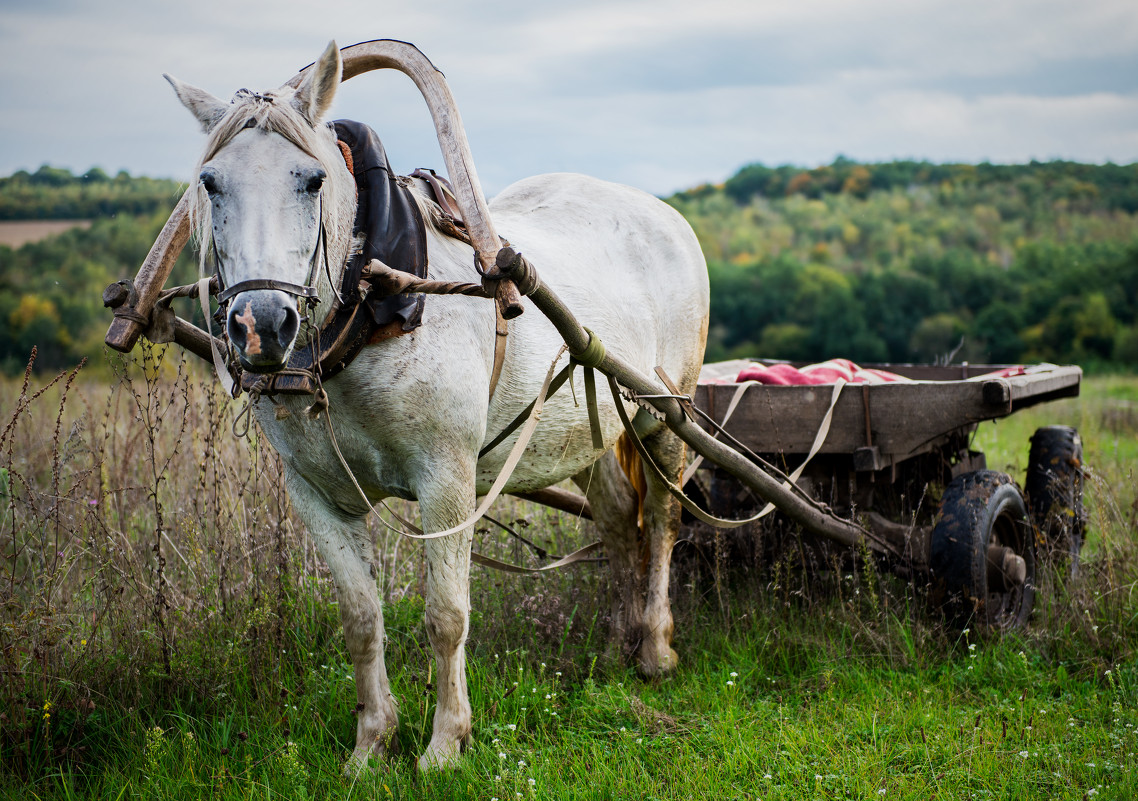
[294,39,523,320]
[105,38,522,354]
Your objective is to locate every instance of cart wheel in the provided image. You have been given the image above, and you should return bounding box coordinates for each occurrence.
[930,470,1035,631]
[1025,426,1085,575]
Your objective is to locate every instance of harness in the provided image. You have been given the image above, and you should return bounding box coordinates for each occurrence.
[199,119,506,400]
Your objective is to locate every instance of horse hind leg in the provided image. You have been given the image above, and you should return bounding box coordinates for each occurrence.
[636,427,685,676]
[285,472,398,774]
[572,449,643,663]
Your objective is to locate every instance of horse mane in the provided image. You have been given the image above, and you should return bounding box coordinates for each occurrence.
[402,179,453,236]
[188,87,354,278]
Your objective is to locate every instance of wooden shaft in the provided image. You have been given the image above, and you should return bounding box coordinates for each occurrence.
[172,316,226,365]
[524,279,897,556]
[104,191,193,352]
[509,487,593,520]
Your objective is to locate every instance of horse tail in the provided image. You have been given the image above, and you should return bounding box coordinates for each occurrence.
[613,432,647,536]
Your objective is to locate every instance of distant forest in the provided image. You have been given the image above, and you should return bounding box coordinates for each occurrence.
[0,165,183,220]
[1,160,1137,375]
[669,158,1138,368]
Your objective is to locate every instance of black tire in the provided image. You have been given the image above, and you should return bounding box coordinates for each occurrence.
[930,470,1036,631]
[1025,426,1085,574]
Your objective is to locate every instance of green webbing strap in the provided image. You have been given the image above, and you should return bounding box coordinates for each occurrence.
[479,327,608,458]
[480,364,574,457]
[583,364,604,450]
[572,327,606,369]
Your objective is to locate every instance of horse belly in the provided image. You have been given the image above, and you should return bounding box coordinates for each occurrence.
[478,173,709,492]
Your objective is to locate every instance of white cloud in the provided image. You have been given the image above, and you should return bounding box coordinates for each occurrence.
[0,0,1136,194]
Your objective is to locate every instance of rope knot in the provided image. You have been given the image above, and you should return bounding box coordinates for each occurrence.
[494,246,542,296]
[305,387,330,420]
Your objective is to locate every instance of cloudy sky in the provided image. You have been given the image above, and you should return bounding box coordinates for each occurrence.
[2,0,1137,196]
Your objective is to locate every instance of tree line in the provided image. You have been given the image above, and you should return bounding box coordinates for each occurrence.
[1,161,1136,375]
[669,158,1138,368]
[0,165,183,220]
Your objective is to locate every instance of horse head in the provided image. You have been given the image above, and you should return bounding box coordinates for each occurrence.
[166,41,355,373]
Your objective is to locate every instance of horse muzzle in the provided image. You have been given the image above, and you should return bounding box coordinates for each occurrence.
[226,290,301,373]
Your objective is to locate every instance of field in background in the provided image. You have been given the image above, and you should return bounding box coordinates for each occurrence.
[1,348,1136,799]
[0,220,91,248]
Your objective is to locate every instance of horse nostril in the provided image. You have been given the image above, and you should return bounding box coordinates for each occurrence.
[227,312,247,351]
[276,305,300,350]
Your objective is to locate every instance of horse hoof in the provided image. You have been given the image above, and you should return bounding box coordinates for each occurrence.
[344,730,398,776]
[417,733,469,771]
[637,646,680,678]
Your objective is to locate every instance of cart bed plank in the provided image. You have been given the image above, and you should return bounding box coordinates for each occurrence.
[695,363,1081,459]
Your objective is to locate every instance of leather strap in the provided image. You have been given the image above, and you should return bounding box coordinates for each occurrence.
[470,541,604,573]
[199,276,238,398]
[480,363,575,457]
[410,168,464,223]
[489,305,508,401]
[218,279,321,304]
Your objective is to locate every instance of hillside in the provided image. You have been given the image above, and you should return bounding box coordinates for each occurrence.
[1,161,1137,374]
[667,158,1138,367]
[0,165,183,220]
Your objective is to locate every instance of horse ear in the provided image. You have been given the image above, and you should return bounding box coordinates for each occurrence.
[292,41,342,125]
[165,74,228,133]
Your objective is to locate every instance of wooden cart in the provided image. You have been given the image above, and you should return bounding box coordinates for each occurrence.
[688,360,1085,629]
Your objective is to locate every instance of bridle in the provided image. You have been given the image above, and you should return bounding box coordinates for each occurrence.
[213,195,328,310]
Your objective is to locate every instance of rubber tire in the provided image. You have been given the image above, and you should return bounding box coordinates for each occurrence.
[930,470,1036,631]
[1025,426,1085,575]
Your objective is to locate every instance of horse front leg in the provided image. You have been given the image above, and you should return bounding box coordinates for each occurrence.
[285,472,398,774]
[415,474,477,770]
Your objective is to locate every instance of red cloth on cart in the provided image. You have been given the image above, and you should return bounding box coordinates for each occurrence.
[735,359,910,386]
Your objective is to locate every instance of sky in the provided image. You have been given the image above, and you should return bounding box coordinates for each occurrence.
[2,0,1137,197]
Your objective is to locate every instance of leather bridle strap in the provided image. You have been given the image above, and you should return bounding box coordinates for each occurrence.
[217,279,320,304]
[213,194,326,307]
[489,304,508,401]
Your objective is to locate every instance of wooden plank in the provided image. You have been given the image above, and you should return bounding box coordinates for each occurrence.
[696,380,1003,457]
[1006,365,1082,409]
[695,362,1082,459]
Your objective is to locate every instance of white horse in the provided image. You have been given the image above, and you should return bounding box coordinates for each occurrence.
[166,41,709,770]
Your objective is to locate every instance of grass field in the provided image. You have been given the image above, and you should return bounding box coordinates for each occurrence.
[1,349,1135,799]
[0,220,91,248]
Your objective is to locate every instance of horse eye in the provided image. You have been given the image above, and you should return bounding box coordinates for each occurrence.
[303,170,326,195]
[200,169,221,196]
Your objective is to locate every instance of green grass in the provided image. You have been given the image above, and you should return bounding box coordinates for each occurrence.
[12,600,1137,800]
[3,366,1136,799]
